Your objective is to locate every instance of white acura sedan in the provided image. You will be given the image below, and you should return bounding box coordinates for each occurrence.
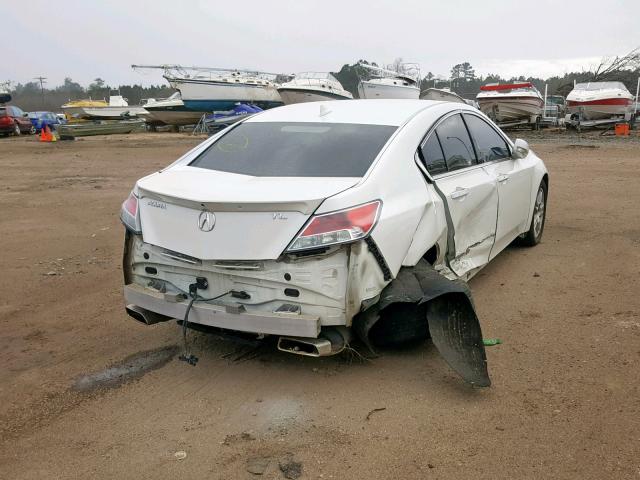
[121,100,548,386]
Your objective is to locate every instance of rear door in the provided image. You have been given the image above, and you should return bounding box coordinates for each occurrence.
[463,113,533,257]
[419,113,498,277]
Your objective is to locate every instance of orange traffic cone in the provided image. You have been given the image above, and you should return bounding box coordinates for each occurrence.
[40,125,53,142]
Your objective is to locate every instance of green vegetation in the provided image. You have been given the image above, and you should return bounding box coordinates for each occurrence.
[5,78,174,112]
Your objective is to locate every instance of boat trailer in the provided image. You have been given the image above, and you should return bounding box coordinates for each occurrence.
[493,114,542,130]
[564,111,635,132]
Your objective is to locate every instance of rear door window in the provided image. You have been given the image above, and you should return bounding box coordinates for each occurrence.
[435,114,477,171]
[419,133,447,176]
[190,122,397,177]
[463,114,510,162]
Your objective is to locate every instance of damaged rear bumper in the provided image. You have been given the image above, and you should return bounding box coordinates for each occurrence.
[124,283,321,338]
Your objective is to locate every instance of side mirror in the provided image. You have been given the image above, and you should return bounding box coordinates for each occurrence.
[23,112,29,117]
[512,138,529,159]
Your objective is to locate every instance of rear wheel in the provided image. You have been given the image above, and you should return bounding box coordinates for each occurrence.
[13,123,21,136]
[518,180,547,246]
[368,302,429,347]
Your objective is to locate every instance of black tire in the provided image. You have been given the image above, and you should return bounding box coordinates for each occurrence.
[518,180,547,246]
[13,123,21,136]
[29,125,36,135]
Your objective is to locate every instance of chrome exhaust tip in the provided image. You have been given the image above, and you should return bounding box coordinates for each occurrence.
[125,304,172,326]
[277,327,351,357]
[278,336,333,357]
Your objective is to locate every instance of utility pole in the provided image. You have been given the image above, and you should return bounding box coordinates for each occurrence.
[34,76,47,108]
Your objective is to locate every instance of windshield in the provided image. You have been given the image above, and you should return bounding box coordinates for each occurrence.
[574,82,628,91]
[190,122,397,177]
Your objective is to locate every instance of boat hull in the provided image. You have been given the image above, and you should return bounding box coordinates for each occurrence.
[144,109,207,126]
[477,97,543,123]
[58,120,144,138]
[357,81,419,99]
[566,98,633,120]
[169,77,283,111]
[277,87,352,104]
[182,99,283,111]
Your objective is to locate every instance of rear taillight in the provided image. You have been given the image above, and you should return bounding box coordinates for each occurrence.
[120,191,141,234]
[287,200,381,252]
[0,116,11,125]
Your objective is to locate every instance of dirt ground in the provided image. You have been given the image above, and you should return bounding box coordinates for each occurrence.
[1,131,639,479]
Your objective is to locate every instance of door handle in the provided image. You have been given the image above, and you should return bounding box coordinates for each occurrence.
[451,187,469,199]
[497,174,510,183]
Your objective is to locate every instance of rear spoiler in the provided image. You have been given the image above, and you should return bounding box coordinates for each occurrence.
[480,82,533,91]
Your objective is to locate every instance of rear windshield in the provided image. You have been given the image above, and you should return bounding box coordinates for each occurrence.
[189,122,397,177]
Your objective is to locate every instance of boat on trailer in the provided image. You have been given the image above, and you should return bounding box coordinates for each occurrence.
[476,82,544,125]
[166,68,282,112]
[132,64,284,112]
[277,73,352,104]
[357,63,420,99]
[566,82,634,120]
[140,92,207,126]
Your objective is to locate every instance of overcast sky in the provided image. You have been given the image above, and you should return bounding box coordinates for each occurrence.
[2,0,638,88]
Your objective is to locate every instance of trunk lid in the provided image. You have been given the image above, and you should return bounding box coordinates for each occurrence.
[137,166,359,260]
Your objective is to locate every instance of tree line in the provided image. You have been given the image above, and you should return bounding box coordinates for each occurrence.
[5,77,174,112]
[5,49,639,112]
[333,49,640,100]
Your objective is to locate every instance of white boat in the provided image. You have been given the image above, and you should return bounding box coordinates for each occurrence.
[164,68,283,111]
[476,82,544,123]
[420,87,478,107]
[566,81,634,120]
[63,92,147,120]
[357,63,420,99]
[277,73,352,104]
[140,92,207,126]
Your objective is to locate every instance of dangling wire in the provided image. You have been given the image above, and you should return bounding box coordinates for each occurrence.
[179,290,230,366]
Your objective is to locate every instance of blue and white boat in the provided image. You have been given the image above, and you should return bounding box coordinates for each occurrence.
[164,69,283,112]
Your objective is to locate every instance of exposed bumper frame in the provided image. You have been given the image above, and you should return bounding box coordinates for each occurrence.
[124,284,321,338]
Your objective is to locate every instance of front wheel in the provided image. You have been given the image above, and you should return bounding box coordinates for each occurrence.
[518,180,547,246]
[29,125,36,135]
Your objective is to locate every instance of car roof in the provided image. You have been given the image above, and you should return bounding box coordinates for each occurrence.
[246,99,454,126]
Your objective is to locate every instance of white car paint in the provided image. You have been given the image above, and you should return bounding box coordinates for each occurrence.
[122,99,548,339]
